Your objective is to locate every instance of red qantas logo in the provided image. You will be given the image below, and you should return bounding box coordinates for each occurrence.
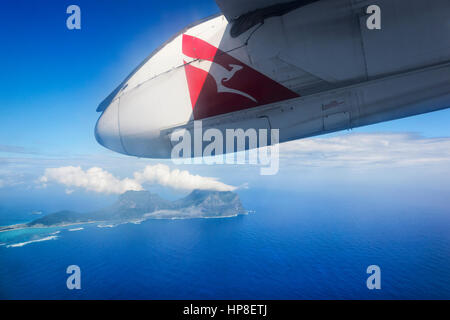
[182,34,299,120]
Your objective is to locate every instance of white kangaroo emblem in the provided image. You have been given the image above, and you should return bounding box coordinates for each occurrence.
[187,58,257,102]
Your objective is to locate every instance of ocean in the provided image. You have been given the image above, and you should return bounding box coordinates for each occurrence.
[0,189,449,299]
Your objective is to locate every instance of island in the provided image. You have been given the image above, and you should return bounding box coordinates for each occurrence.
[0,190,247,231]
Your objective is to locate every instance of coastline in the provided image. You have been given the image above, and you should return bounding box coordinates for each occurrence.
[0,220,102,233]
[0,210,250,234]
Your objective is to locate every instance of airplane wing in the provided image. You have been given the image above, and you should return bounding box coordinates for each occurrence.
[215,0,318,21]
[215,0,319,37]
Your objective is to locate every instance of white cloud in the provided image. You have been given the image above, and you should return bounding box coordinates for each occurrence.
[133,164,237,192]
[40,166,143,195]
[279,132,450,167]
[40,164,237,194]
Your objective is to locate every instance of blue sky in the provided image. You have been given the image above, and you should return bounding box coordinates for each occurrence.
[0,0,450,207]
[0,0,219,155]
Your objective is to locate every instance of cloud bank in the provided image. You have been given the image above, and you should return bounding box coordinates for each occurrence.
[133,164,237,192]
[40,164,237,194]
[40,166,143,194]
[30,132,450,194]
[280,132,450,167]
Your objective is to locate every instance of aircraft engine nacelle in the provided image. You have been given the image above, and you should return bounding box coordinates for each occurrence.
[95,0,450,159]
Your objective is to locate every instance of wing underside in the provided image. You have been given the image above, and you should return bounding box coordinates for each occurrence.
[215,0,318,21]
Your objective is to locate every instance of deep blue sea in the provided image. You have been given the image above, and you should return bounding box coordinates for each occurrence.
[1,189,449,299]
